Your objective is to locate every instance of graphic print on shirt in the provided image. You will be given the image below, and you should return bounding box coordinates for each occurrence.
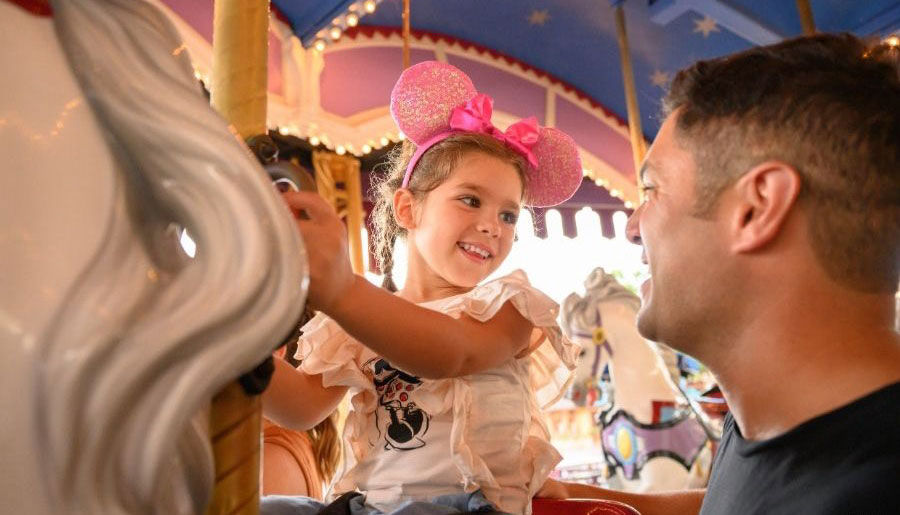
[368,358,430,450]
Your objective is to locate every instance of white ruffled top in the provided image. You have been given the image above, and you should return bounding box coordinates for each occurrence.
[295,270,579,514]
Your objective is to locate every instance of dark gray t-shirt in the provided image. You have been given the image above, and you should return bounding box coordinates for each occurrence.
[701,382,900,515]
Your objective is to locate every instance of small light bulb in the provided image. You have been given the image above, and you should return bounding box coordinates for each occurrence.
[314,39,326,51]
[309,136,320,146]
[363,0,376,14]
[380,136,389,146]
[329,26,342,40]
[362,144,372,153]
[336,145,346,155]
[624,201,634,209]
[885,35,899,48]
[278,126,289,135]
[346,13,359,27]
[397,131,406,140]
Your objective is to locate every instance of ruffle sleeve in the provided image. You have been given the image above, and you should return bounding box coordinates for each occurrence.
[293,312,372,392]
[442,269,580,407]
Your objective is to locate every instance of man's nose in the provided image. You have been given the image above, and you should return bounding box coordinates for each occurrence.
[625,207,642,245]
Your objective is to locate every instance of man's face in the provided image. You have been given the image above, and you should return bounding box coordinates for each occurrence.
[625,112,729,351]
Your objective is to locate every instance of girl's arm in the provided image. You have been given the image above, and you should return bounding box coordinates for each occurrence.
[282,191,533,379]
[330,274,533,379]
[262,357,347,431]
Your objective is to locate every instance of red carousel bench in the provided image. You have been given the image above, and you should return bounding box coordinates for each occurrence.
[532,497,641,515]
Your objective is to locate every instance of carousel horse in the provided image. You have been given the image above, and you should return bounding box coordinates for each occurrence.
[0,0,307,513]
[562,267,715,492]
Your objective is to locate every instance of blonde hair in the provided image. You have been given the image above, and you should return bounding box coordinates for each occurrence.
[370,133,529,290]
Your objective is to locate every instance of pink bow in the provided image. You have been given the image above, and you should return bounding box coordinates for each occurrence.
[449,93,540,169]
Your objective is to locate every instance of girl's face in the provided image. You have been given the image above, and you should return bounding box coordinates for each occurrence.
[405,152,523,294]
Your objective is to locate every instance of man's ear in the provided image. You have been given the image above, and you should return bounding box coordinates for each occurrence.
[729,161,802,253]
[393,188,417,230]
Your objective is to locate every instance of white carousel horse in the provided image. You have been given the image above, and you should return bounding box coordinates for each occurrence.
[561,267,714,492]
[0,0,306,513]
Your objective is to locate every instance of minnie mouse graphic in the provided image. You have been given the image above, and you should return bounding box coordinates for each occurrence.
[369,358,430,450]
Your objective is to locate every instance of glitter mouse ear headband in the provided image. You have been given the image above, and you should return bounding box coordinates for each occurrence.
[389,61,583,208]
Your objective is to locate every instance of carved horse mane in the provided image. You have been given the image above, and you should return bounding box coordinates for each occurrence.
[2,0,306,512]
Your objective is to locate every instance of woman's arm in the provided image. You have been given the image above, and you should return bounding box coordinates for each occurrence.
[262,358,347,431]
[538,478,705,515]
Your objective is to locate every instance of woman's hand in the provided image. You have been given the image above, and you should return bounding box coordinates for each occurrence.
[280,191,356,314]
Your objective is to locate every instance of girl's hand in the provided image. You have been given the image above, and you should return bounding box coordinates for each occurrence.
[280,191,355,313]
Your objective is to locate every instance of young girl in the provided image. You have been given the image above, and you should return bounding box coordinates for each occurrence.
[263,61,583,514]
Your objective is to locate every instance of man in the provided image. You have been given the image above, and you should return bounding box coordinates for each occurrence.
[539,33,900,514]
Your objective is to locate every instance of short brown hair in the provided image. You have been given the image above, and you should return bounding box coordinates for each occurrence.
[370,133,528,290]
[664,33,900,293]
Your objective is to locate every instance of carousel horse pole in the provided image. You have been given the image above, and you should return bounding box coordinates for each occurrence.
[206,1,273,514]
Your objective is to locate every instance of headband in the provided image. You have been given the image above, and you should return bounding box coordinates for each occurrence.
[390,61,583,207]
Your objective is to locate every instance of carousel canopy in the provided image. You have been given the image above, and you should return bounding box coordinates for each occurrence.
[156,0,899,206]
[277,0,900,139]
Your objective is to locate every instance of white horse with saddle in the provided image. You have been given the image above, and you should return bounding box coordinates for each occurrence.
[561,267,717,492]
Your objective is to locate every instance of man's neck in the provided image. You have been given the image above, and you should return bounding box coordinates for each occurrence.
[706,284,900,441]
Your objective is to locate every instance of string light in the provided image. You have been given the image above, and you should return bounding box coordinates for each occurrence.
[314,39,326,51]
[336,145,347,155]
[885,35,899,48]
[309,135,320,146]
[329,26,342,41]
[362,144,372,154]
[346,13,359,27]
[363,0,377,14]
[380,136,389,146]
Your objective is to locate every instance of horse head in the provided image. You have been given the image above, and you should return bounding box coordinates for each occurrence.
[562,268,643,409]
[1,0,306,512]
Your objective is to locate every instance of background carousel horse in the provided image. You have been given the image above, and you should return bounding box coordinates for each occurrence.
[561,267,715,492]
[0,0,307,513]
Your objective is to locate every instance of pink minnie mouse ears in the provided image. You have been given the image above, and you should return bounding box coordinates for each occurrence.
[390,61,583,207]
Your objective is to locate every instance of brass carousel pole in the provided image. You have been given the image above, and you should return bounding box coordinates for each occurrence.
[207,1,270,514]
[613,2,646,184]
[795,0,817,36]
[402,0,411,69]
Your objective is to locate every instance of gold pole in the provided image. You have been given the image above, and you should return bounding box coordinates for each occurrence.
[312,151,365,274]
[207,1,269,514]
[614,4,646,182]
[402,0,411,69]
[795,0,816,36]
[211,0,269,139]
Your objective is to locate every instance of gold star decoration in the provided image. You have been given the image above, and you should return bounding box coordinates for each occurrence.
[693,15,720,38]
[528,9,550,26]
[650,69,670,88]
